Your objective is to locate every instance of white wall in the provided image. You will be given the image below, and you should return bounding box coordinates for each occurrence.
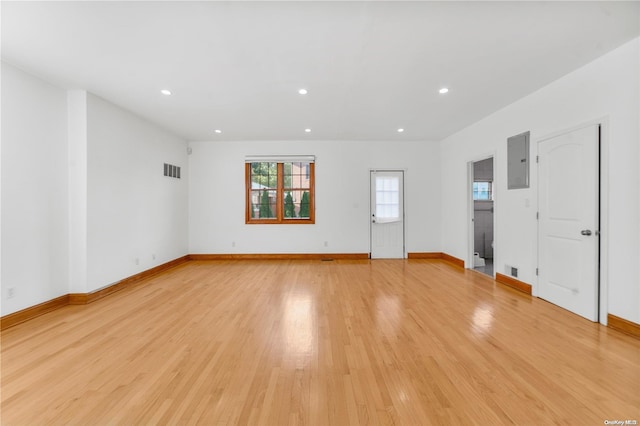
[189,140,441,255]
[1,64,189,315]
[439,37,640,324]
[86,94,188,292]
[1,63,69,314]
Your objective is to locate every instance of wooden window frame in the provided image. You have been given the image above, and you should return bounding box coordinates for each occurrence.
[245,162,315,224]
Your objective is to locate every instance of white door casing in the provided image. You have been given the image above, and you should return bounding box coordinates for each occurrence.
[538,124,599,321]
[370,170,404,259]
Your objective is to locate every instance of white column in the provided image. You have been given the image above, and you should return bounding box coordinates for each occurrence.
[67,90,88,294]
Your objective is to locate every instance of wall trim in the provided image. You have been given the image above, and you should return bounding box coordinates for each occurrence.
[496,272,532,295]
[1,295,70,330]
[69,255,191,305]
[407,252,464,268]
[407,252,442,259]
[1,255,190,330]
[189,253,369,261]
[608,314,640,339]
[441,253,465,268]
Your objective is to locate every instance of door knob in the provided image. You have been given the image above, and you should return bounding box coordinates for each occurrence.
[581,229,592,236]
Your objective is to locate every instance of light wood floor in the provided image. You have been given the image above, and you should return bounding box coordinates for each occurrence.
[2,259,639,425]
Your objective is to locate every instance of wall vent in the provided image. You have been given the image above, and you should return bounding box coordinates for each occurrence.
[504,264,518,278]
[164,163,181,179]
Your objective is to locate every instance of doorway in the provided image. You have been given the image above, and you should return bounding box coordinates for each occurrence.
[471,157,495,276]
[370,170,405,259]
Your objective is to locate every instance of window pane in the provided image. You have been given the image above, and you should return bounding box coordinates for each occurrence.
[283,162,310,191]
[251,162,277,189]
[249,162,278,220]
[375,176,401,220]
[283,191,296,218]
[283,162,292,188]
[473,181,492,200]
[281,189,310,219]
[298,190,311,218]
[390,178,398,191]
[250,189,276,219]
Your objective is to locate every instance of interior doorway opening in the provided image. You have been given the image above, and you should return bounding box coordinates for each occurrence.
[471,157,494,277]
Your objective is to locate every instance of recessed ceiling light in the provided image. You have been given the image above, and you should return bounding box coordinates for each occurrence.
[439,88,449,94]
[214,129,222,134]
[397,128,405,133]
[298,89,308,95]
[160,89,172,96]
[305,128,311,133]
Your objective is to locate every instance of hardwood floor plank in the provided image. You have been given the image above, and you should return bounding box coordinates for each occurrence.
[2,259,639,425]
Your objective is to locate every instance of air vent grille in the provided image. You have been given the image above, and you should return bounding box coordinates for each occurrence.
[164,163,181,179]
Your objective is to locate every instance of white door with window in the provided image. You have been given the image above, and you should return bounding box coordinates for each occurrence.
[370,171,404,259]
[538,125,599,321]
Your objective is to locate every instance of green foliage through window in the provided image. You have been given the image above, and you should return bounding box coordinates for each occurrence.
[299,191,310,218]
[259,189,274,218]
[284,192,296,218]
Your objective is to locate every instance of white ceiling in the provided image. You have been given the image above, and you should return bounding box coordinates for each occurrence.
[2,1,639,142]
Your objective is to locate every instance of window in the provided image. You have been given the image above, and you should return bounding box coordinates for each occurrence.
[375,176,401,222]
[245,156,315,224]
[473,181,493,200]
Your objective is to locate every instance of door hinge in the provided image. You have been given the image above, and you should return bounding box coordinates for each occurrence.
[536,212,539,220]
[536,155,539,163]
[536,268,539,276]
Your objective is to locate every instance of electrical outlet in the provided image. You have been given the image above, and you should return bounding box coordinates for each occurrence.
[7,287,15,299]
[324,241,328,247]
[135,258,140,265]
[152,254,156,260]
[232,241,236,247]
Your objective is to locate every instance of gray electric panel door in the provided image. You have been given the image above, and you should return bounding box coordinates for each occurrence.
[507,131,530,189]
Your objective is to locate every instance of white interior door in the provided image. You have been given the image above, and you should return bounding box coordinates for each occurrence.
[538,125,599,321]
[370,171,404,259]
